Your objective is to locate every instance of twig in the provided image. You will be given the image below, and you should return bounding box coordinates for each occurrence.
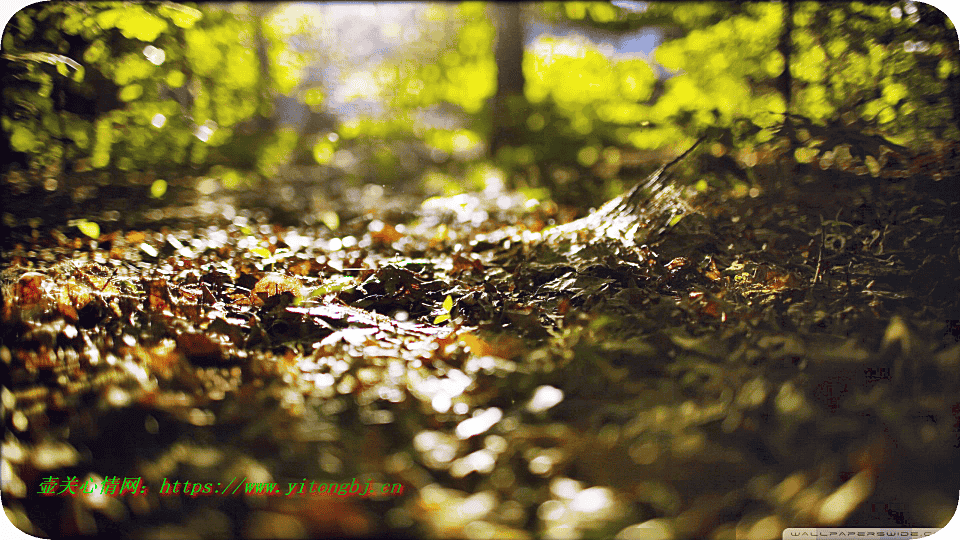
[845,260,852,292]
[660,134,709,178]
[812,217,825,287]
[101,265,121,292]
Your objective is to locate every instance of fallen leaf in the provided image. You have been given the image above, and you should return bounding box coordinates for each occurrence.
[16,272,47,305]
[175,331,225,364]
[252,273,304,304]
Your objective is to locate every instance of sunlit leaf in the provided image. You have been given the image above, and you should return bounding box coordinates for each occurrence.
[882,81,908,105]
[313,141,334,164]
[577,146,600,167]
[95,8,123,29]
[937,58,955,80]
[9,124,39,152]
[881,316,911,355]
[319,211,339,231]
[301,86,325,107]
[588,2,618,22]
[312,276,357,295]
[150,179,168,198]
[76,220,100,239]
[115,7,169,42]
[252,273,304,300]
[251,247,272,259]
[158,3,202,28]
[434,295,454,324]
[166,70,185,88]
[564,2,588,20]
[119,84,143,102]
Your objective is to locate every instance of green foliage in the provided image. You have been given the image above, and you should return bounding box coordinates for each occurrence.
[3,1,956,204]
[517,1,959,203]
[651,2,957,146]
[539,2,742,35]
[3,2,206,175]
[527,37,656,110]
[2,52,85,82]
[653,4,785,137]
[260,5,313,96]
[1,2,322,180]
[318,3,499,188]
[410,2,499,115]
[257,127,299,177]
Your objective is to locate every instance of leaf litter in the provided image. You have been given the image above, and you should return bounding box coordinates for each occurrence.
[1,152,959,539]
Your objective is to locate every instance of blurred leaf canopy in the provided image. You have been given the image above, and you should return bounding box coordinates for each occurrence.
[2,1,957,205]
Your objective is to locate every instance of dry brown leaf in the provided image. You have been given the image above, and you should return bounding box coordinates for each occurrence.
[251,273,304,304]
[175,331,224,363]
[16,272,46,305]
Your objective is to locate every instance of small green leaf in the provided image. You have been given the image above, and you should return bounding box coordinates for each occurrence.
[319,210,339,230]
[434,295,454,324]
[77,220,100,239]
[251,247,272,258]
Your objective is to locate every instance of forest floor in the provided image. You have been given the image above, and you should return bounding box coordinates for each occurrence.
[1,161,958,540]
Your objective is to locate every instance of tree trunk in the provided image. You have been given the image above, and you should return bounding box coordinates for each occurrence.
[776,0,794,115]
[249,3,278,135]
[775,0,796,190]
[490,4,526,159]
